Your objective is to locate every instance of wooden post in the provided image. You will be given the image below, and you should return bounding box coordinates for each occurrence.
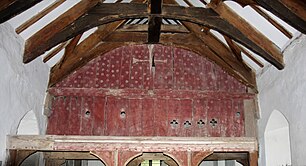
[249,152,258,166]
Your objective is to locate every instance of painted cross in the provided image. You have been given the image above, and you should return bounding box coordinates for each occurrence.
[132,45,167,72]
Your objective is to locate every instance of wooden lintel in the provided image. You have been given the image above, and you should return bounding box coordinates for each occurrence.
[44,152,96,160]
[204,152,248,160]
[0,0,42,23]
[7,135,258,152]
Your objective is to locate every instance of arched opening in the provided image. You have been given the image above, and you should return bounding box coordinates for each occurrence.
[19,151,106,166]
[17,110,39,135]
[199,152,247,166]
[126,153,179,166]
[17,110,40,165]
[264,110,291,166]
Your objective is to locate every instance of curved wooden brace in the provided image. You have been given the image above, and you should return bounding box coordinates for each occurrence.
[7,150,37,166]
[24,3,284,71]
[90,151,114,166]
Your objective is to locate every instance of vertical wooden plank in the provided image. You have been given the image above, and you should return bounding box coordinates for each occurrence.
[105,97,128,136]
[244,99,257,137]
[207,99,221,137]
[142,47,153,90]
[47,97,60,134]
[190,51,204,90]
[108,48,122,89]
[80,96,94,135]
[96,52,111,88]
[173,47,185,90]
[56,97,70,135]
[105,97,117,135]
[167,98,181,136]
[215,66,231,92]
[127,98,143,136]
[130,45,145,89]
[219,99,232,137]
[92,97,106,135]
[233,99,245,136]
[82,61,96,88]
[69,96,82,135]
[180,99,193,137]
[119,46,132,89]
[205,59,216,91]
[249,152,258,166]
[192,99,208,137]
[153,45,173,89]
[154,98,168,136]
[184,50,199,90]
[142,98,155,136]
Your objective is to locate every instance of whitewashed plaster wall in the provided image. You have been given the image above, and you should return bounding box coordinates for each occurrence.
[257,34,306,166]
[0,23,49,164]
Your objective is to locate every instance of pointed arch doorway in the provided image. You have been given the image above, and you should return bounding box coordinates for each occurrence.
[264,110,291,166]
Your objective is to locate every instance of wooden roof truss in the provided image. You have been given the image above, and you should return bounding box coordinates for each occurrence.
[1,0,305,90]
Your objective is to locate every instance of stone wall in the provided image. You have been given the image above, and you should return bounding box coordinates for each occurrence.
[0,23,49,164]
[258,35,306,165]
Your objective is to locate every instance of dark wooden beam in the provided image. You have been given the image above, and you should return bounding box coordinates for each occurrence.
[25,3,284,71]
[182,22,256,88]
[43,41,69,63]
[0,0,42,23]
[223,0,306,34]
[250,5,293,39]
[255,0,306,34]
[16,0,66,34]
[57,34,82,69]
[49,21,125,86]
[23,0,100,63]
[147,0,162,43]
[205,152,248,160]
[208,2,284,69]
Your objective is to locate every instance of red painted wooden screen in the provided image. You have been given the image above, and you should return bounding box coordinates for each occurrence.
[47,45,253,137]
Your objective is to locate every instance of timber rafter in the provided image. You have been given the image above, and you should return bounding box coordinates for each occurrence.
[1,0,305,90]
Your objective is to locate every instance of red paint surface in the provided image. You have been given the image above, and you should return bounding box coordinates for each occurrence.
[47,45,251,137]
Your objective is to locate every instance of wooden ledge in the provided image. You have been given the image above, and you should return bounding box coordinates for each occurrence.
[7,135,258,152]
